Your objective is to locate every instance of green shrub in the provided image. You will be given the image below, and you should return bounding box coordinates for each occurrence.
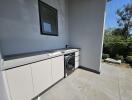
[128,44,132,49]
[126,56,132,64]
[103,29,132,62]
[102,54,110,59]
[128,52,132,56]
[111,42,127,57]
[103,42,128,58]
[127,43,132,52]
[115,54,124,62]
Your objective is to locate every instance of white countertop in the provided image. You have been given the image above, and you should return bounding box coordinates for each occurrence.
[1,48,80,71]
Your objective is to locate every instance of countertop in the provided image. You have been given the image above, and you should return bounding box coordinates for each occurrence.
[1,48,80,71]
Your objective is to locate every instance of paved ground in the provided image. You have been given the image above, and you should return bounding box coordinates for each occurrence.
[38,63,132,100]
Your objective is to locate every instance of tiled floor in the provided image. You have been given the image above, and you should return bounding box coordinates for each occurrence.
[38,63,132,100]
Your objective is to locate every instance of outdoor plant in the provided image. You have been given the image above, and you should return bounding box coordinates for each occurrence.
[115,54,124,62]
[127,43,132,52]
[126,56,132,65]
[127,43,132,57]
[128,52,132,56]
[103,2,132,66]
[103,34,128,58]
[102,54,110,59]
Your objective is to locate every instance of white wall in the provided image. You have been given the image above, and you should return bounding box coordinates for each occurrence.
[0,72,8,100]
[0,52,2,68]
[0,48,3,70]
[0,0,69,56]
[69,0,106,71]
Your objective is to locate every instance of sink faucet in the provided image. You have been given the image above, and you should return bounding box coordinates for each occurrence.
[65,45,70,48]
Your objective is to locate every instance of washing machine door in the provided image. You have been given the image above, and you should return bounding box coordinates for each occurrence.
[65,54,75,70]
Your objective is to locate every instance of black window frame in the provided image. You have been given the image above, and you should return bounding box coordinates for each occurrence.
[38,0,58,36]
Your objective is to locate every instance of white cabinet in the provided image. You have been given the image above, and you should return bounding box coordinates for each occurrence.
[5,65,34,100]
[31,59,52,96]
[31,56,64,96]
[51,56,64,84]
[3,54,65,100]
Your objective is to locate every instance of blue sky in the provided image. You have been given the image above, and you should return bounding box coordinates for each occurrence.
[105,0,132,29]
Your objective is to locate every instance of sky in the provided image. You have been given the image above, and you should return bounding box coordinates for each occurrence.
[105,0,132,29]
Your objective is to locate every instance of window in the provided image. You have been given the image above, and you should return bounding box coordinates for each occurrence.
[38,0,58,36]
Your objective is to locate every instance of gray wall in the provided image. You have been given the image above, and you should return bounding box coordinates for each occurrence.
[0,0,69,56]
[69,0,106,71]
[0,0,106,72]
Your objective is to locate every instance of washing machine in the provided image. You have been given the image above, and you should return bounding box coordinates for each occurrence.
[64,52,75,77]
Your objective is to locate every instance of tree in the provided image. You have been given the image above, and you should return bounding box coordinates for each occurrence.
[112,28,124,36]
[105,28,114,35]
[105,28,125,37]
[117,3,132,39]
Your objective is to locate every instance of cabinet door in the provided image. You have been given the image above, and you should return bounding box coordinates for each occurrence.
[5,65,34,100]
[31,59,52,96]
[51,56,64,84]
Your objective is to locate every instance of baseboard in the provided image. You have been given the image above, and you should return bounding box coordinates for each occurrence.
[79,66,100,74]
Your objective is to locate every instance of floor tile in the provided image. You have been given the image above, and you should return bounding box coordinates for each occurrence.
[35,63,132,100]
